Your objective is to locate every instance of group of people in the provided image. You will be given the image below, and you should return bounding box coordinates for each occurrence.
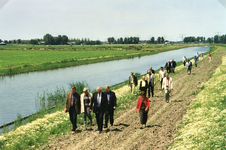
[165,59,177,73]
[129,66,173,128]
[64,85,117,133]
[184,52,211,75]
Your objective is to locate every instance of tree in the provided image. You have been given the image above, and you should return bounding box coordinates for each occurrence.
[150,37,155,43]
[157,37,161,44]
[43,33,54,45]
[62,35,68,44]
[107,37,115,44]
[161,37,165,43]
[17,39,21,44]
[30,39,38,45]
[207,37,213,43]
[214,35,219,43]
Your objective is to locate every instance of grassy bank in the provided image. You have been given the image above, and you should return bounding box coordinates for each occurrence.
[169,46,226,149]
[0,88,140,150]
[0,45,214,149]
[0,43,207,76]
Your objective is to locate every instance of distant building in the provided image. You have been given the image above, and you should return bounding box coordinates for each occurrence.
[0,42,6,45]
[39,41,45,45]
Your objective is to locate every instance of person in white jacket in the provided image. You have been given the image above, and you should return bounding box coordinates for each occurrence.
[162,73,173,103]
[80,87,93,128]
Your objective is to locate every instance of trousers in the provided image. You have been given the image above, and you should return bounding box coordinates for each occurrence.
[69,106,77,130]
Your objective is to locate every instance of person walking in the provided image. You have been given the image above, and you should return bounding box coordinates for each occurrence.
[80,87,92,129]
[64,86,81,132]
[200,53,204,61]
[171,59,177,73]
[104,85,117,128]
[90,86,108,133]
[165,60,171,73]
[136,91,150,129]
[194,55,198,67]
[146,70,155,98]
[196,52,199,61]
[128,72,138,94]
[158,67,165,89]
[139,76,148,96]
[147,66,155,74]
[186,59,192,75]
[208,53,212,62]
[162,74,173,103]
[182,56,187,66]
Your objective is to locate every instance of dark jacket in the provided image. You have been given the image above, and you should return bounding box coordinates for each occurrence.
[128,75,138,86]
[165,62,171,69]
[171,61,177,68]
[65,92,81,114]
[91,92,108,113]
[104,90,117,111]
[139,80,148,91]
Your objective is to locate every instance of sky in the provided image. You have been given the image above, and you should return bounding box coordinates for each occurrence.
[0,0,226,41]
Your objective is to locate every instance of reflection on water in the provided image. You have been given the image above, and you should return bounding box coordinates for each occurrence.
[0,46,210,125]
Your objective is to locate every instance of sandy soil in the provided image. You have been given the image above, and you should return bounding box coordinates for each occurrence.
[42,49,225,150]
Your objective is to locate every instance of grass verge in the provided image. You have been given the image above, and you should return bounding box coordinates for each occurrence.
[169,49,226,149]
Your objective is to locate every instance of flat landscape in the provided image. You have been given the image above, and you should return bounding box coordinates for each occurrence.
[0,43,205,75]
[1,45,226,150]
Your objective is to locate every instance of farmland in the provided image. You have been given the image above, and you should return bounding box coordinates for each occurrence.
[0,43,207,75]
[1,45,226,150]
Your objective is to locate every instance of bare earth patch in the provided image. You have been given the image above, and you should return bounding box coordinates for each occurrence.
[43,49,225,150]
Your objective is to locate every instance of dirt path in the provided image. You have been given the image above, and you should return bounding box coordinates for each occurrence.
[43,49,225,150]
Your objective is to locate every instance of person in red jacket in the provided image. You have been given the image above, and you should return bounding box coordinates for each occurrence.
[136,91,150,129]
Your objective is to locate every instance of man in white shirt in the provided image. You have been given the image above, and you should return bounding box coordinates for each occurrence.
[162,73,173,103]
[90,86,108,133]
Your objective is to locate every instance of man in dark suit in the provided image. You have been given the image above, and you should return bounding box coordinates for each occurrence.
[165,60,171,73]
[64,86,81,132]
[104,85,117,128]
[90,86,108,133]
[170,59,177,73]
[147,66,155,74]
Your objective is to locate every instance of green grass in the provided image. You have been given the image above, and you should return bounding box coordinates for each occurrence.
[0,43,208,75]
[0,84,139,150]
[169,46,226,150]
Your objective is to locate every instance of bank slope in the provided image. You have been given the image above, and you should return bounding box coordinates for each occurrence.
[169,48,226,149]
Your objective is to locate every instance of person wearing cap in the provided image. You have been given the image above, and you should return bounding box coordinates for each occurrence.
[90,86,108,133]
[104,85,117,128]
[162,73,173,103]
[64,86,81,132]
[128,72,138,94]
[80,87,93,128]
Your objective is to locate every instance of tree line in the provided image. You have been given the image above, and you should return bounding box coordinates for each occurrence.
[183,35,226,44]
[107,37,140,44]
[1,33,226,45]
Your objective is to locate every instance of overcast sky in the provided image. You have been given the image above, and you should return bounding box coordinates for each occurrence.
[0,0,226,41]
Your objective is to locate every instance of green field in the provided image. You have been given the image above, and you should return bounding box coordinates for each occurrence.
[0,43,207,75]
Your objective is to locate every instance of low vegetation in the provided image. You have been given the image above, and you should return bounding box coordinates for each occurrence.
[0,43,207,75]
[169,48,226,149]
